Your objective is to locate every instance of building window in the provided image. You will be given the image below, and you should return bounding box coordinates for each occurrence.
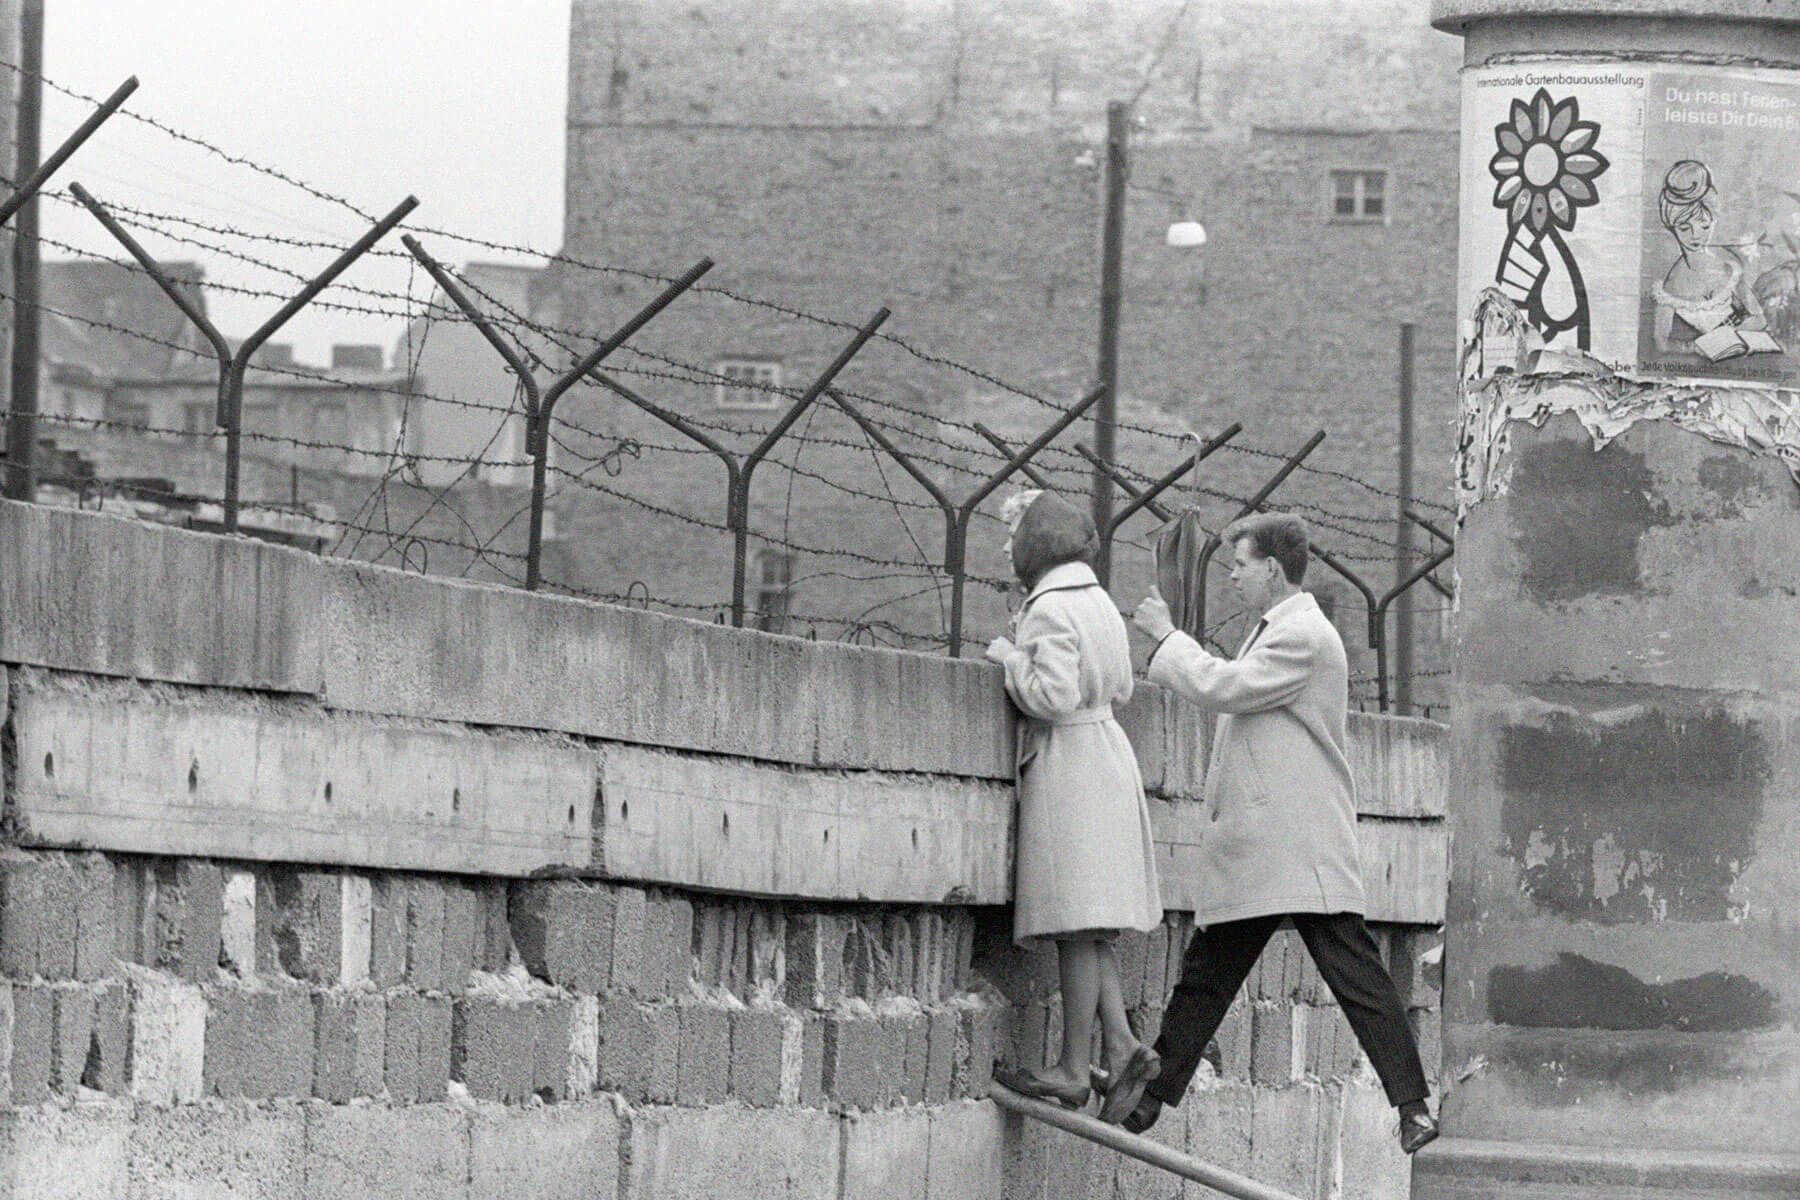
[1330,169,1387,222]
[714,359,783,410]
[753,549,793,634]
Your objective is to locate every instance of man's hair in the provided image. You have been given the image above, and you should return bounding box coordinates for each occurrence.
[1222,512,1309,585]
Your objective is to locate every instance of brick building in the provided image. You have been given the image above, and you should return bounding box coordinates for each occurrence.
[536,0,1462,707]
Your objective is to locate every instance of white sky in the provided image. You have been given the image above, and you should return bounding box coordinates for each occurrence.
[37,0,570,365]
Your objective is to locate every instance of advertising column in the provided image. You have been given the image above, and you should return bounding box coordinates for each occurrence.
[1424,5,1800,1199]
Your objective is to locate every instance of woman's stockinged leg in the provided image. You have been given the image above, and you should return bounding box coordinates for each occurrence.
[1049,936,1101,1086]
[1095,941,1137,1069]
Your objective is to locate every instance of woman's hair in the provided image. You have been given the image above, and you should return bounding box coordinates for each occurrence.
[1221,512,1310,585]
[1010,491,1098,585]
[1659,160,1716,233]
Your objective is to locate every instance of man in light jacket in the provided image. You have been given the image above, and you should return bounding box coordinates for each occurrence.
[1117,512,1438,1154]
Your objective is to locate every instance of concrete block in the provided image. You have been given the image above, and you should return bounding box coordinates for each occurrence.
[1114,929,1149,1008]
[748,906,785,998]
[0,1104,131,1198]
[926,1101,1006,1200]
[676,1001,730,1105]
[303,1101,470,1200]
[842,1107,931,1200]
[475,879,513,973]
[1186,1080,1257,1180]
[646,888,693,999]
[0,499,320,692]
[954,1003,998,1098]
[1143,920,1171,1008]
[257,867,359,984]
[1248,1081,1338,1198]
[883,914,916,999]
[369,875,409,987]
[949,910,976,994]
[784,910,846,1008]
[418,993,453,1101]
[533,996,575,1100]
[608,884,649,995]
[901,1008,930,1104]
[924,1006,957,1103]
[876,1009,914,1106]
[823,1012,883,1109]
[470,1100,623,1200]
[598,995,679,1104]
[0,850,78,979]
[71,852,115,981]
[158,859,224,983]
[440,879,477,994]
[916,911,945,1001]
[1250,1001,1302,1087]
[623,1105,840,1200]
[728,905,753,995]
[125,1101,307,1197]
[9,984,52,1104]
[313,990,386,1101]
[799,1011,826,1107]
[843,917,881,997]
[567,993,599,1099]
[110,857,222,982]
[405,877,447,992]
[10,681,596,878]
[48,985,93,1095]
[1009,999,1049,1071]
[204,984,315,1099]
[510,880,612,994]
[1339,1081,1410,1200]
[1305,1001,1364,1082]
[1130,1003,1164,1049]
[452,994,535,1103]
[220,867,257,976]
[729,1004,802,1107]
[974,933,1059,1006]
[1215,996,1253,1081]
[384,990,423,1103]
[129,970,206,1105]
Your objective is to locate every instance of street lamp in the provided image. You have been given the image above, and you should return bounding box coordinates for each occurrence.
[1090,100,1207,585]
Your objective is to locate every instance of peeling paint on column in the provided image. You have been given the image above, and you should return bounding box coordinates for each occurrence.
[1456,295,1800,519]
[1507,440,1672,601]
[1498,689,1766,924]
[1489,952,1777,1033]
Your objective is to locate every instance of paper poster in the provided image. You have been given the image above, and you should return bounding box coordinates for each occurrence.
[1458,64,1800,390]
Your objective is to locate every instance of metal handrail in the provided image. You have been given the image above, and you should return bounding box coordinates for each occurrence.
[988,1082,1305,1200]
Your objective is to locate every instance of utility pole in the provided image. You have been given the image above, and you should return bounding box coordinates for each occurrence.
[1091,100,1128,585]
[5,0,44,501]
[1394,321,1415,716]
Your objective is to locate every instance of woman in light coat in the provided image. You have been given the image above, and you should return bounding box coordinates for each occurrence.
[985,490,1163,1109]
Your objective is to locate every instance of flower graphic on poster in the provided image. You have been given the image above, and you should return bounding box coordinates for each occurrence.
[1489,88,1610,349]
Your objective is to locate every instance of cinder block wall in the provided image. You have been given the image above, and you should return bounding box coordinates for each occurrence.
[0,500,1445,1199]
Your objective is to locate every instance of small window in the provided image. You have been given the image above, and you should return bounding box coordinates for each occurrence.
[753,550,793,634]
[714,359,783,410]
[1330,170,1387,222]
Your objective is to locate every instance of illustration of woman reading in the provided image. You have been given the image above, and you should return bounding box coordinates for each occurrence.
[1652,160,1782,362]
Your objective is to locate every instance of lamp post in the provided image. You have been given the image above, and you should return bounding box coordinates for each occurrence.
[1089,101,1207,586]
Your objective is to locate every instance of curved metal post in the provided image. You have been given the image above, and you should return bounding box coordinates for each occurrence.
[1371,543,1455,711]
[1191,429,1327,635]
[970,422,1057,491]
[1404,506,1456,599]
[1072,423,1244,578]
[0,76,137,228]
[946,385,1107,656]
[829,390,956,559]
[722,308,889,625]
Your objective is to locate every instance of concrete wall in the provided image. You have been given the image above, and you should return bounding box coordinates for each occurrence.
[0,500,1447,1198]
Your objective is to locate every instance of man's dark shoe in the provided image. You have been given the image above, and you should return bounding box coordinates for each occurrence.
[1398,1106,1439,1154]
[1120,1092,1163,1135]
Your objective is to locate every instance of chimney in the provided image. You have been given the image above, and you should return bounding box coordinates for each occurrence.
[331,344,385,372]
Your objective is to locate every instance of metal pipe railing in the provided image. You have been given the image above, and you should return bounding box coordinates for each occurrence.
[989,1082,1305,1200]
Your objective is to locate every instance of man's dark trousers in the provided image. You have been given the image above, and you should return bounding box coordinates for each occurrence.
[1145,911,1429,1107]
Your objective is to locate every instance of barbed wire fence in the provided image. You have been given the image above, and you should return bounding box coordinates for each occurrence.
[0,60,1457,708]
